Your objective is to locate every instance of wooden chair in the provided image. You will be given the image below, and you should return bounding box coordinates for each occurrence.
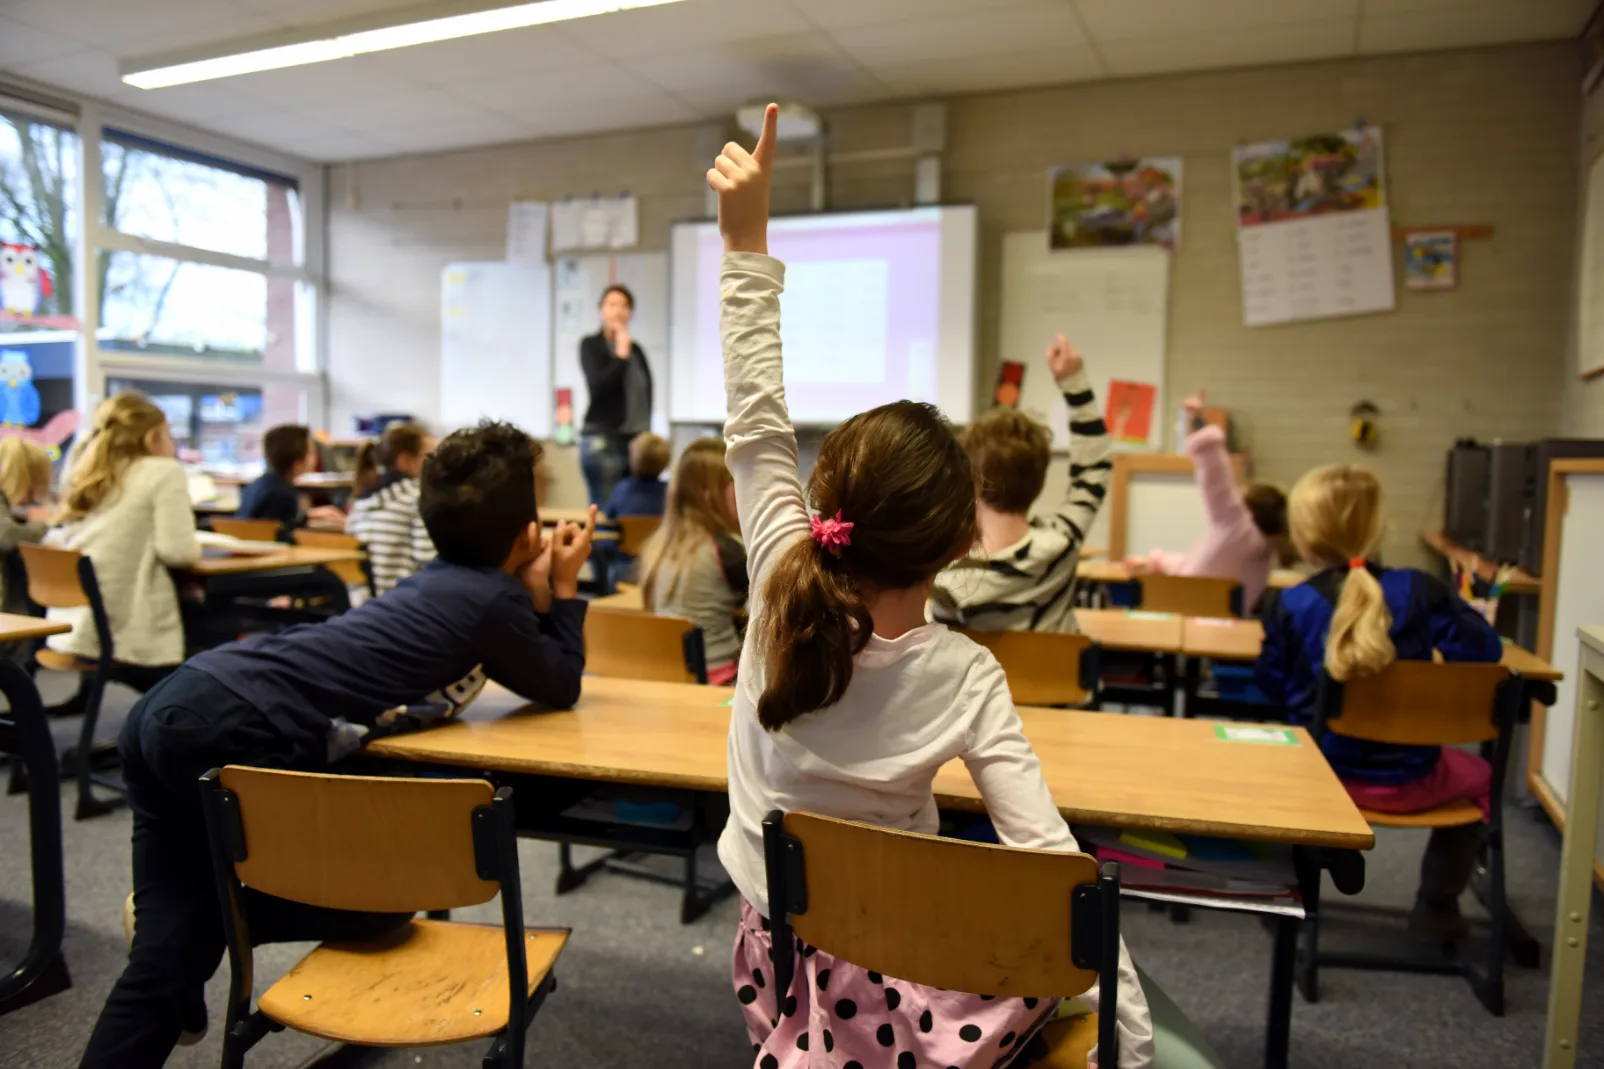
[584,609,707,684]
[18,544,121,820]
[614,515,661,558]
[290,529,373,595]
[762,810,1124,1068]
[1302,660,1528,1015]
[1134,575,1242,619]
[210,517,282,542]
[199,766,568,1068]
[956,628,1101,707]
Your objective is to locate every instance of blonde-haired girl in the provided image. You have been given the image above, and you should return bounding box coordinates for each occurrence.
[46,393,200,683]
[1255,463,1501,942]
[639,437,747,684]
[0,437,54,657]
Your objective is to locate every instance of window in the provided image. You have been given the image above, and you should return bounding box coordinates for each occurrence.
[107,376,308,468]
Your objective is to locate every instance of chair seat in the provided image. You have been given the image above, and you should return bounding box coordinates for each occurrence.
[1360,799,1484,828]
[258,918,568,1046]
[35,648,96,673]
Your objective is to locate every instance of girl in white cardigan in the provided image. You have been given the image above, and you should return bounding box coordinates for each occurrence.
[47,393,200,686]
[708,107,1153,1069]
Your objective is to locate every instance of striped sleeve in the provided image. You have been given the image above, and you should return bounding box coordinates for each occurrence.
[410,506,437,570]
[1047,368,1112,546]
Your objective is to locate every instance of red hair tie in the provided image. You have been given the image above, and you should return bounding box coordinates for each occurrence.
[1347,557,1367,570]
[810,510,854,557]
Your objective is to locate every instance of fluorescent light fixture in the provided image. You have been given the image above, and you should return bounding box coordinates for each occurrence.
[123,0,685,89]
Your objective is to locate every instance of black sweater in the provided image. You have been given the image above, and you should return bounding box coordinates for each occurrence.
[580,332,652,435]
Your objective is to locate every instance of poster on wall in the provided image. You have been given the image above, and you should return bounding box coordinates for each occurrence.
[1049,158,1181,251]
[1232,124,1395,327]
[1402,229,1458,290]
[1105,379,1157,445]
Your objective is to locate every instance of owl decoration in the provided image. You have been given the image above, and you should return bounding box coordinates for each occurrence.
[0,349,41,428]
[1,243,52,317]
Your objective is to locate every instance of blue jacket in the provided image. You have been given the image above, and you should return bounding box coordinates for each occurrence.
[604,475,666,522]
[1255,564,1502,784]
[238,471,302,538]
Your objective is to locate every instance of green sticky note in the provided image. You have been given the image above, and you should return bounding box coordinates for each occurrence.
[1214,724,1298,746]
[723,695,736,707]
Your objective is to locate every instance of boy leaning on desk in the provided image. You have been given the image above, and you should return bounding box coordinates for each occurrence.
[77,421,597,1069]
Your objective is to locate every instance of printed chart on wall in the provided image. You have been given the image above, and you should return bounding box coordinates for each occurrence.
[999,233,1169,451]
[1232,125,1395,327]
[551,252,668,441]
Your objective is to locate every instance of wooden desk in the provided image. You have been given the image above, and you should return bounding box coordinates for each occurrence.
[592,585,645,614]
[367,676,1371,849]
[295,472,353,491]
[0,613,70,643]
[1076,560,1305,591]
[1181,617,1564,681]
[541,506,608,526]
[179,545,365,577]
[193,498,241,515]
[1075,608,1184,653]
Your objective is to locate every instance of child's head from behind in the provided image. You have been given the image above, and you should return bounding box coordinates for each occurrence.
[629,431,671,479]
[59,392,171,523]
[262,425,314,479]
[640,437,736,603]
[419,421,541,571]
[1244,480,1297,565]
[757,401,976,731]
[1289,464,1395,681]
[0,437,50,506]
[354,422,433,495]
[959,409,1051,514]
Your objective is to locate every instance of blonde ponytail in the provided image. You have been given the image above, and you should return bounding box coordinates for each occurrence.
[58,393,168,524]
[1288,464,1395,681]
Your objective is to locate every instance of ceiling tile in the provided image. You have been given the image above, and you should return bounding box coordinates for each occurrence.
[519,91,700,138]
[238,0,436,28]
[0,16,88,67]
[562,0,813,59]
[9,48,131,100]
[875,43,1102,98]
[7,0,277,51]
[830,4,1087,67]
[220,108,348,144]
[371,112,535,154]
[112,78,266,123]
[224,55,422,108]
[1358,3,1588,52]
[311,89,501,129]
[626,32,885,114]
[367,25,603,85]
[1077,0,1358,42]
[1100,16,1356,77]
[273,130,395,161]
[448,63,669,112]
[788,0,1056,31]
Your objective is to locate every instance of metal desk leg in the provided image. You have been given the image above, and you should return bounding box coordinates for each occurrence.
[0,659,71,1014]
[1265,914,1297,1069]
[1181,655,1201,719]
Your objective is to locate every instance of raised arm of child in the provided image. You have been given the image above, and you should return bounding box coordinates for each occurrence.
[708,104,811,599]
[1044,335,1113,548]
[1135,390,1241,575]
[963,664,1156,1069]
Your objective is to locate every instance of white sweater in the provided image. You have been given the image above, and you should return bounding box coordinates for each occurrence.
[713,253,1153,1067]
[47,455,201,666]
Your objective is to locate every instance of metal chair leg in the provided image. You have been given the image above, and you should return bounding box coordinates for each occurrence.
[73,669,120,821]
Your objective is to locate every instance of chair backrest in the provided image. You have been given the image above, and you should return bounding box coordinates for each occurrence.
[956,627,1098,706]
[1319,660,1513,746]
[212,517,282,542]
[766,811,1113,1007]
[18,543,89,609]
[585,609,706,683]
[290,529,369,588]
[211,765,500,913]
[1135,574,1242,619]
[615,515,661,557]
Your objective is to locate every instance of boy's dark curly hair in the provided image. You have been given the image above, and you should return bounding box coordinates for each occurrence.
[419,421,541,568]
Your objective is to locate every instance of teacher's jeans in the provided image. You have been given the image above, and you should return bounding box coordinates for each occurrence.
[580,432,630,509]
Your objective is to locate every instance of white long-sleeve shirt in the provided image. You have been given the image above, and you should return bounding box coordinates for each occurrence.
[47,455,201,666]
[713,252,1152,1067]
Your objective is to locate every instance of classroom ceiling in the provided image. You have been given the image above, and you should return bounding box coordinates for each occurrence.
[0,0,1591,163]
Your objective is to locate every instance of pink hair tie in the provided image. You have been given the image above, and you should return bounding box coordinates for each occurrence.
[810,510,854,557]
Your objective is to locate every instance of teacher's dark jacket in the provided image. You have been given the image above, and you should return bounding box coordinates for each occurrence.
[580,332,652,435]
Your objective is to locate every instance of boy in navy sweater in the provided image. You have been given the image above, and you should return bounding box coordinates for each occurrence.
[237,424,344,536]
[80,422,594,1069]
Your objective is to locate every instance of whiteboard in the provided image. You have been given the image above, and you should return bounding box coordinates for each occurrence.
[1127,472,1211,559]
[1579,151,1604,378]
[1539,471,1604,870]
[552,252,668,436]
[999,235,1169,450]
[439,262,551,436]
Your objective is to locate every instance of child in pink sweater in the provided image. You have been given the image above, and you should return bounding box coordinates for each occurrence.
[1128,391,1292,612]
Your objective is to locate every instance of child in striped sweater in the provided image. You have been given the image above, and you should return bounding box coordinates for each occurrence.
[345,423,437,595]
[930,336,1112,632]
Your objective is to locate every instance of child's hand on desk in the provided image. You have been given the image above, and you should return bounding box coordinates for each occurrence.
[707,102,776,255]
[1046,333,1083,379]
[550,505,598,601]
[519,530,555,613]
[308,504,345,527]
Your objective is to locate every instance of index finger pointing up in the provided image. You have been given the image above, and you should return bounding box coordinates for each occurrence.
[753,102,778,169]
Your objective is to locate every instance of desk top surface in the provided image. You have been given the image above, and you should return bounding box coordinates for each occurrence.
[180,545,366,576]
[366,676,1374,849]
[1074,608,1184,653]
[1076,560,1305,590]
[0,612,71,642]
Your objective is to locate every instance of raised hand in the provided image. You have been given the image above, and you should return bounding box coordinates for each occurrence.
[550,505,598,600]
[518,528,555,613]
[1045,332,1084,380]
[613,325,632,360]
[1184,388,1205,421]
[707,102,777,255]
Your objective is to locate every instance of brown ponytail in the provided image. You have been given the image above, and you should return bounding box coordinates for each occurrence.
[755,401,977,730]
[1287,464,1395,681]
[353,441,380,498]
[353,422,429,498]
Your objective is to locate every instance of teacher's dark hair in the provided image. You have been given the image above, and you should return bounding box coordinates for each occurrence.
[599,283,634,310]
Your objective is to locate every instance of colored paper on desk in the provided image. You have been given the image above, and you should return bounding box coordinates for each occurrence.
[1214,724,1298,746]
[723,695,735,707]
[1096,846,1166,870]
[1125,610,1173,621]
[1120,829,1187,860]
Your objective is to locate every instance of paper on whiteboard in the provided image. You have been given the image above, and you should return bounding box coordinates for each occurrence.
[505,201,547,266]
[550,195,638,252]
[609,195,638,248]
[551,201,584,253]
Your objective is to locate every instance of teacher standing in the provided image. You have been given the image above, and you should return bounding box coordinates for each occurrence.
[579,283,653,508]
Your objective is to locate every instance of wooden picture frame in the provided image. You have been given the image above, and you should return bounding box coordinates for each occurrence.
[1107,451,1249,560]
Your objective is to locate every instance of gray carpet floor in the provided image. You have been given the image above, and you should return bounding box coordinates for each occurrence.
[3,676,1604,1069]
